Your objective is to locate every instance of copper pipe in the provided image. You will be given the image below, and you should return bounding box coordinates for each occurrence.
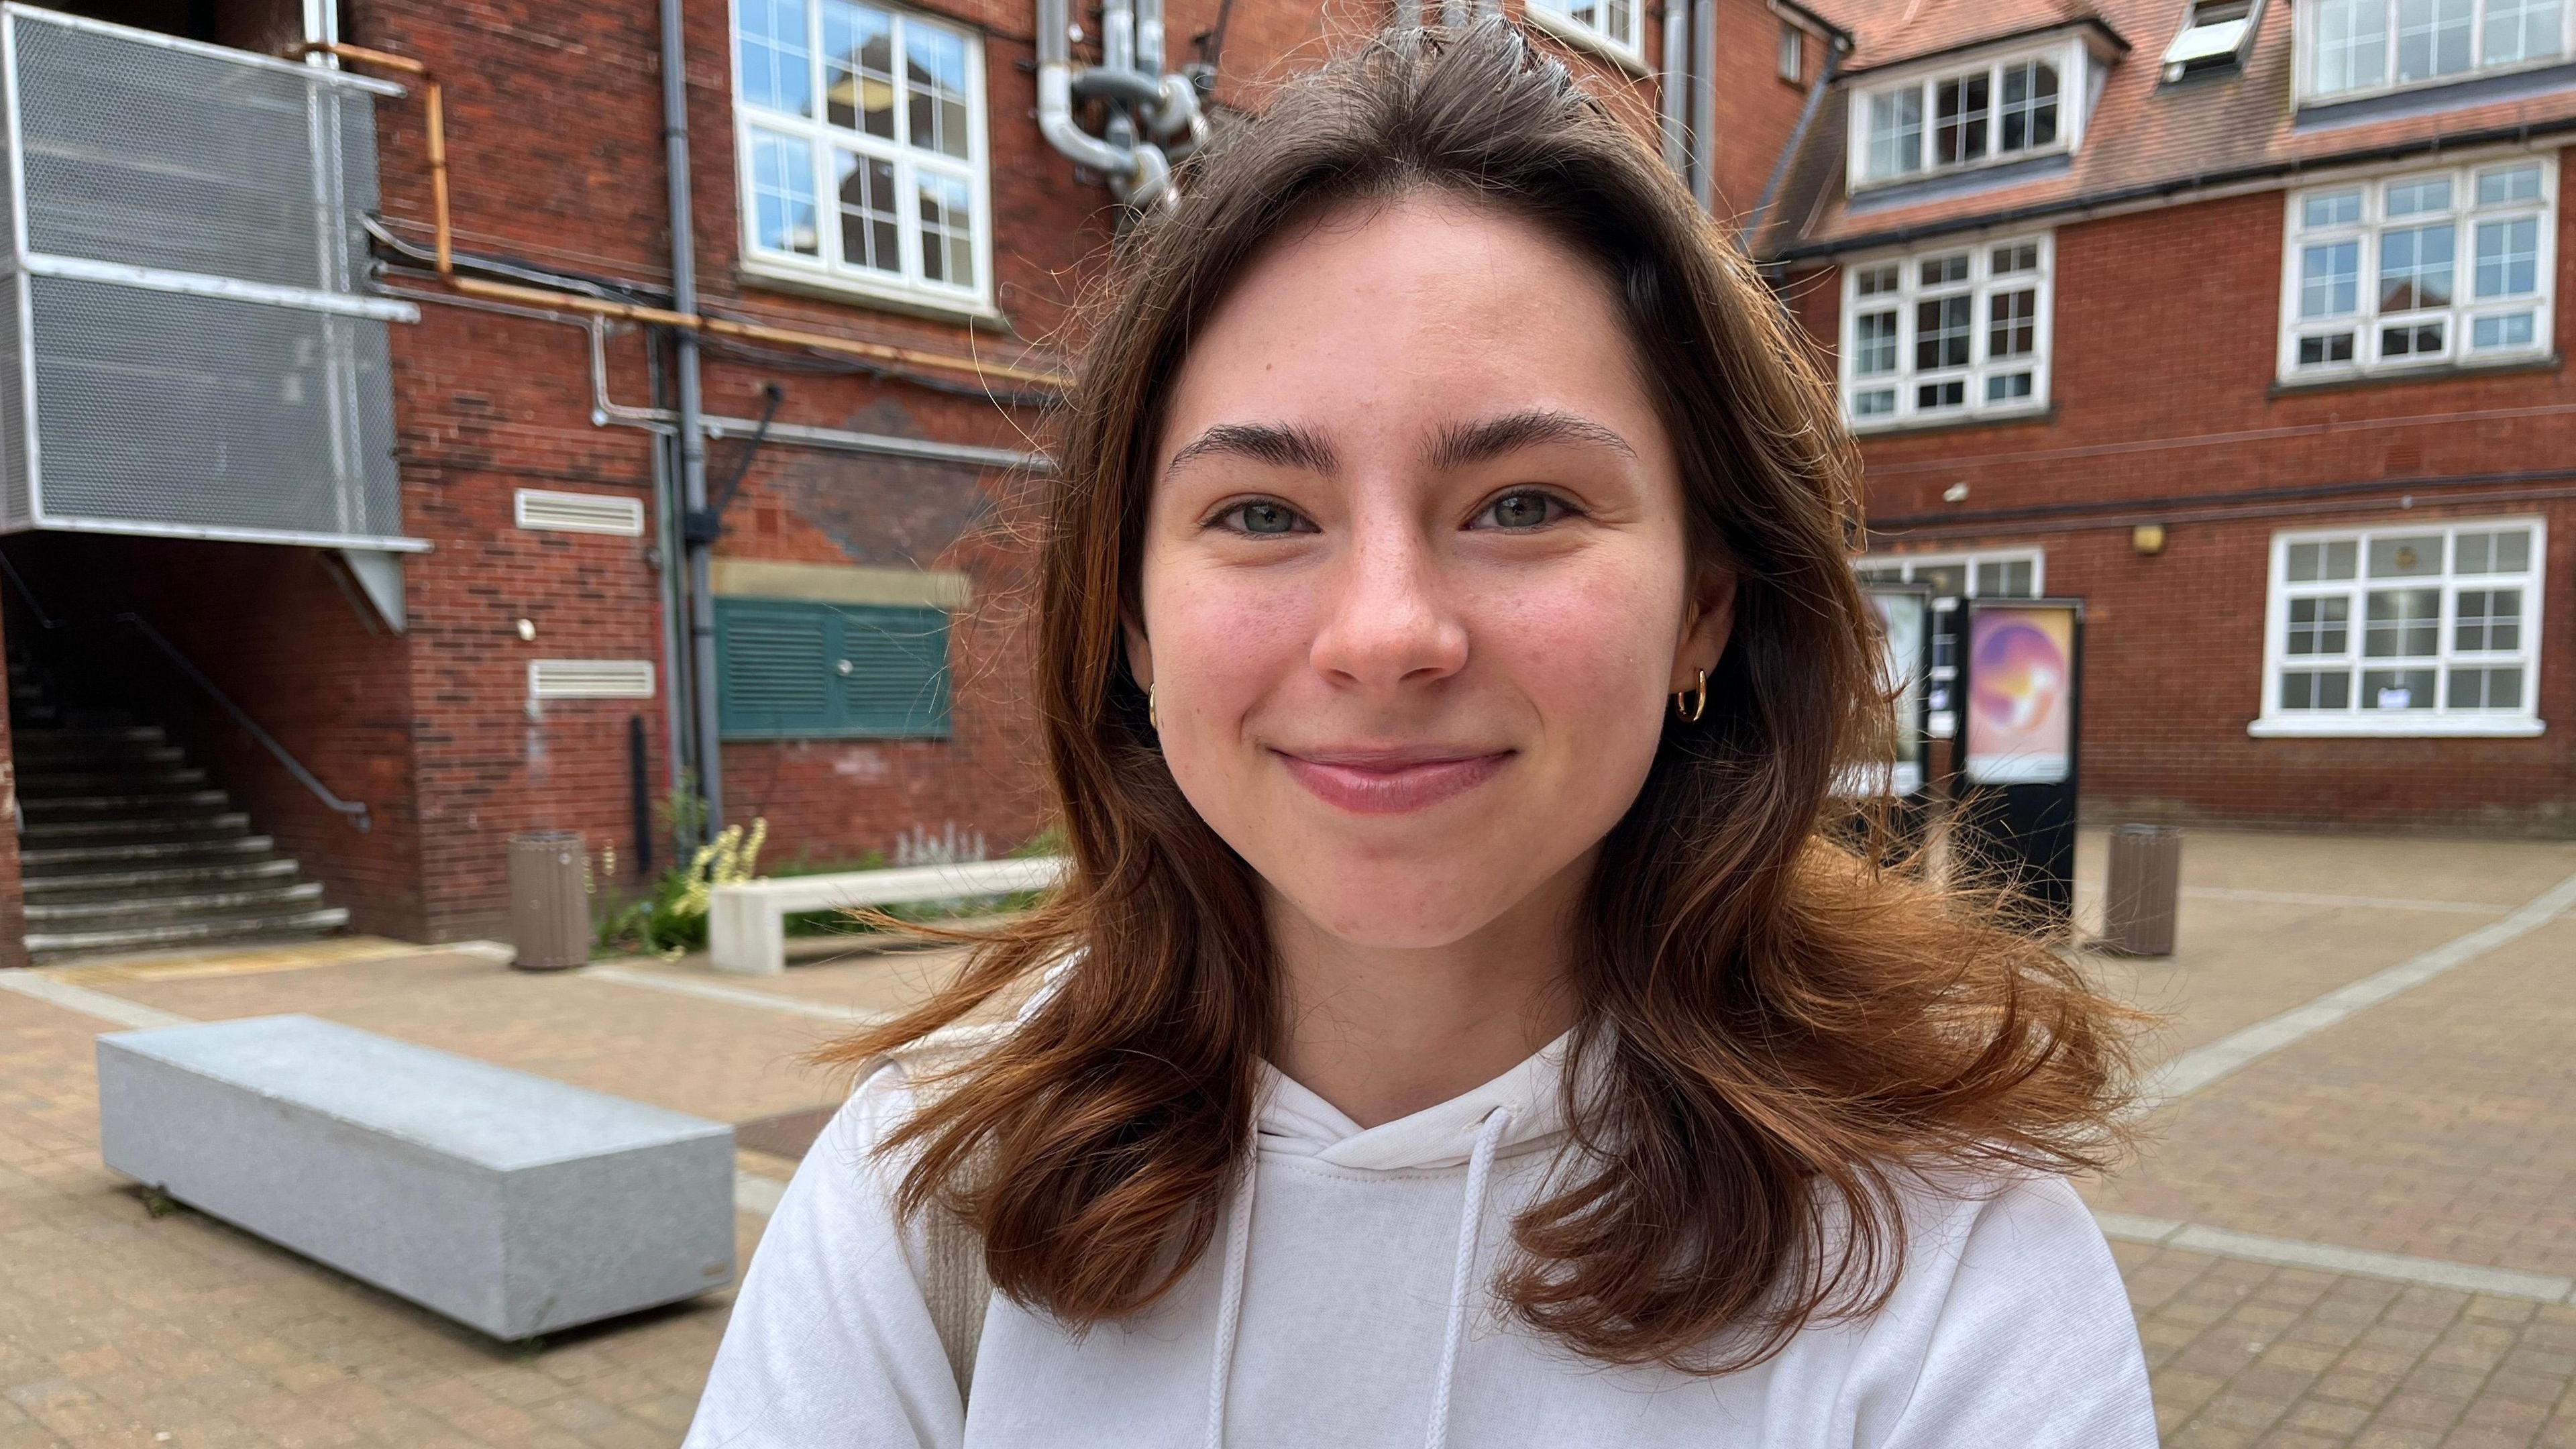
[288,40,1066,390]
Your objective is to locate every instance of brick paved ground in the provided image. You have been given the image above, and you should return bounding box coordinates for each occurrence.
[1,826,2573,1446]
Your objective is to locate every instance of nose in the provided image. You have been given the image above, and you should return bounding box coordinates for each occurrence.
[1307,510,1470,691]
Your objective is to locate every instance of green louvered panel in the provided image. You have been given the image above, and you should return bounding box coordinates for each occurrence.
[834,604,953,737]
[716,598,951,740]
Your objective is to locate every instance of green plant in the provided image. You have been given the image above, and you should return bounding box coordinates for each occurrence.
[598,818,767,957]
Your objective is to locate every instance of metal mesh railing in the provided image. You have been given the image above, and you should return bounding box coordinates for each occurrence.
[0,6,412,547]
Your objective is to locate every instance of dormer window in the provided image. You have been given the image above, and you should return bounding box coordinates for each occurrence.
[2165,1,2263,78]
[2300,0,2566,103]
[1850,36,2092,187]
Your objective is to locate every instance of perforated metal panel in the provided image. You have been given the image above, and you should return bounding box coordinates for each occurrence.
[0,6,418,548]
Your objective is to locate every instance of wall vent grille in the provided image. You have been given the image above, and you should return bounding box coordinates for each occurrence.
[515,489,645,536]
[529,659,657,700]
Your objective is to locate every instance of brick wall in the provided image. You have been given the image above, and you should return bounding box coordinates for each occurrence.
[1705,0,1821,231]
[1788,150,2576,831]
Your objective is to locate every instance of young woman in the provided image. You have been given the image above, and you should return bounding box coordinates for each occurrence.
[687,19,2152,1448]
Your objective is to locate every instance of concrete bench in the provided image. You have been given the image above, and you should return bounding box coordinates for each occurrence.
[97,1014,735,1341]
[708,857,1065,977]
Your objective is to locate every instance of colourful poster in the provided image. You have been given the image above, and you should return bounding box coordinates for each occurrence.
[1964,602,2076,786]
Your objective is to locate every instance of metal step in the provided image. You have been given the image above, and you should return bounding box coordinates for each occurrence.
[19,857,301,894]
[19,767,209,794]
[27,906,350,959]
[15,789,229,817]
[19,812,252,843]
[23,880,325,923]
[19,835,274,867]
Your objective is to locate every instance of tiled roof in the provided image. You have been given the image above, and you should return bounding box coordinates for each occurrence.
[1828,0,2114,72]
[1758,0,2576,261]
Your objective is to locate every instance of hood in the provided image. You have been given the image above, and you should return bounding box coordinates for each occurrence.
[1252,1028,1585,1172]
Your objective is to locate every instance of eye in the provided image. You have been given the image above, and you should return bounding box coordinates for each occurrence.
[1472,490,1575,531]
[1214,499,1315,536]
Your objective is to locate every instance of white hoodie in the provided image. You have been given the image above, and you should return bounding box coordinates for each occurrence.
[685,1034,2157,1448]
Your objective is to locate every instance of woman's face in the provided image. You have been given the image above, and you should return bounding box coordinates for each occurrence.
[1131,192,1732,949]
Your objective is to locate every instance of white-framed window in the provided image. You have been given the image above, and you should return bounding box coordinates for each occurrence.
[1778,20,1804,82]
[2278,154,2556,381]
[731,0,993,312]
[1854,549,2045,737]
[1841,235,2052,429]
[2299,0,2566,103]
[1851,40,2080,186]
[1524,0,1642,66]
[2254,517,2546,737]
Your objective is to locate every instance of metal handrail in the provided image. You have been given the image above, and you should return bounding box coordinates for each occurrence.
[111,612,371,833]
[0,549,63,629]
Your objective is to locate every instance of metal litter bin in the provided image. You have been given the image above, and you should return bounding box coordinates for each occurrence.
[2100,824,2182,957]
[507,830,589,971]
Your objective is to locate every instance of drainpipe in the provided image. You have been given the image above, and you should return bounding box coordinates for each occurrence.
[1036,0,1180,209]
[1659,0,1690,180]
[1690,0,1715,213]
[659,0,722,837]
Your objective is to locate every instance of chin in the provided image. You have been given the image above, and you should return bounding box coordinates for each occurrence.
[1275,862,1521,950]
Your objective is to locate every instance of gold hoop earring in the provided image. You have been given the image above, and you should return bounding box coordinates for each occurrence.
[1673,668,1707,723]
[1148,686,1159,732]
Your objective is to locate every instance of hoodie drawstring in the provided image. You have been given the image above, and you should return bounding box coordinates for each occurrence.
[1424,1106,1513,1449]
[1201,1150,1260,1449]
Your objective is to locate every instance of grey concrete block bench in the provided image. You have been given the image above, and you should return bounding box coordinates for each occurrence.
[97,1014,736,1340]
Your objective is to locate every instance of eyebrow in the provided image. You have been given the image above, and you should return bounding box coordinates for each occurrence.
[1165,422,1344,479]
[1427,409,1638,472]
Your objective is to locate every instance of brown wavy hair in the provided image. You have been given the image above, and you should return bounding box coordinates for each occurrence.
[816,16,2140,1373]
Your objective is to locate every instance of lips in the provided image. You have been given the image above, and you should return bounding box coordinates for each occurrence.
[1273,747,1513,815]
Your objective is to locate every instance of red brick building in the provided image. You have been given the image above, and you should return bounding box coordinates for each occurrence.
[0,0,1671,961]
[1752,0,2576,833]
[1,0,2567,964]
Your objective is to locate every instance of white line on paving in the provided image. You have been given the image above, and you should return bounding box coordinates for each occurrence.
[735,1171,789,1217]
[2180,886,2509,915]
[0,971,195,1030]
[2133,867,2576,1113]
[2094,1210,2576,1305]
[580,964,895,1025]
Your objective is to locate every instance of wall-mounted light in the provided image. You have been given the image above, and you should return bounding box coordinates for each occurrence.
[2131,523,2168,556]
[517,618,538,641]
[1942,482,1970,503]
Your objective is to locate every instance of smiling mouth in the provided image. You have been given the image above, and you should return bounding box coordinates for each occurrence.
[1273,748,1513,815]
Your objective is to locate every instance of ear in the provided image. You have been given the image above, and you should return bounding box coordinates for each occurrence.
[1122,612,1154,694]
[1670,566,1737,692]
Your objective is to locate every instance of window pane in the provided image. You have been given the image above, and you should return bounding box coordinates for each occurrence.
[1854,387,1896,417]
[1916,295,1971,370]
[1855,310,1898,375]
[2385,176,2453,216]
[2396,0,2475,80]
[2471,312,2537,349]
[1934,73,1989,165]
[1920,253,1969,287]
[1868,89,1923,177]
[2447,665,2524,709]
[1989,286,2037,358]
[2281,669,2354,709]
[2477,162,2545,205]
[1991,241,2039,274]
[2302,240,2359,317]
[2314,0,2390,92]
[1998,61,2057,152]
[2379,319,2446,357]
[835,150,900,272]
[822,0,894,136]
[2474,217,2538,297]
[2454,587,2522,649]
[2496,529,2532,570]
[2457,532,2493,574]
[749,129,819,256]
[916,171,974,287]
[1917,378,1966,410]
[2361,667,2438,708]
[2288,538,2360,580]
[1856,264,1900,295]
[1986,371,2035,402]
[2365,586,2442,657]
[2379,223,2454,310]
[2481,0,2563,64]
[2288,595,2351,654]
[739,0,815,117]
[2298,331,2357,366]
[2368,535,2443,577]
[2304,189,2363,229]
[1915,564,1967,598]
[905,23,971,159]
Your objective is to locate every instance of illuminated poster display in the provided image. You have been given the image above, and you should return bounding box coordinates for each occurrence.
[1963,602,2078,786]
